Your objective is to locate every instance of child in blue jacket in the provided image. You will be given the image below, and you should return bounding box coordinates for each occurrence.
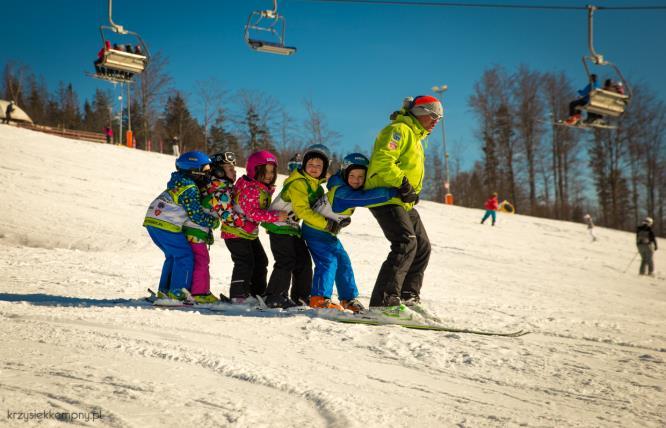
[303,153,398,312]
[143,151,218,301]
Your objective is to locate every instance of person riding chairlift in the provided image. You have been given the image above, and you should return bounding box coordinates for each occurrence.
[564,74,599,126]
[94,40,111,74]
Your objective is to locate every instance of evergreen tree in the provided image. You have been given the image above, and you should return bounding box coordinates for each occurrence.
[24,74,48,125]
[208,110,241,159]
[244,105,275,154]
[161,92,204,152]
[57,83,81,129]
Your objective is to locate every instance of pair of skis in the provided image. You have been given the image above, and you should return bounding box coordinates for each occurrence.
[145,289,528,337]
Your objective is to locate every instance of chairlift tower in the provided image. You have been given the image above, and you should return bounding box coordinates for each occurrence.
[432,85,452,205]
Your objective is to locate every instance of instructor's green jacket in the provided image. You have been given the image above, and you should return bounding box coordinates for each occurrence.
[365,110,429,210]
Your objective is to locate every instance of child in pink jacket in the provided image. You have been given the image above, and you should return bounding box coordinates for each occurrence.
[222,151,288,303]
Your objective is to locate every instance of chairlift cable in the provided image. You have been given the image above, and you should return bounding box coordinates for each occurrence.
[294,0,666,11]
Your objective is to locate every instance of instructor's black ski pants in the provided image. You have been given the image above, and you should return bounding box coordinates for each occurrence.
[369,204,431,307]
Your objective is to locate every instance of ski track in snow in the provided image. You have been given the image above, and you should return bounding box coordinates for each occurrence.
[1,125,665,427]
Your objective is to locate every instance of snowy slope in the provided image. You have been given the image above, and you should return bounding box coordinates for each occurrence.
[0,124,664,427]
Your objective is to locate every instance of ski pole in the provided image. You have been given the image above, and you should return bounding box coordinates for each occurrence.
[622,252,639,273]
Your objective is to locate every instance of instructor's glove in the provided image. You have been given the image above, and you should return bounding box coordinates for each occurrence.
[325,219,342,235]
[398,177,419,203]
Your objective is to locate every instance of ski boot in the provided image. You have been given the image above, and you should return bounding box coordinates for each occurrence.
[340,298,366,313]
[310,296,344,311]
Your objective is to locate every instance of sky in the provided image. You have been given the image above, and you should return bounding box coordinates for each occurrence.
[2,0,666,169]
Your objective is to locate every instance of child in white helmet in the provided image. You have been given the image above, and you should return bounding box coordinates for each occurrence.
[304,152,398,312]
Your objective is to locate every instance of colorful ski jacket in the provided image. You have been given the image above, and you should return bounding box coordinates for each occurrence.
[484,196,499,211]
[222,175,282,240]
[143,172,218,233]
[310,173,398,229]
[364,110,428,210]
[183,178,238,244]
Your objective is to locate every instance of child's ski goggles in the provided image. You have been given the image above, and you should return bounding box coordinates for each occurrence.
[211,151,236,166]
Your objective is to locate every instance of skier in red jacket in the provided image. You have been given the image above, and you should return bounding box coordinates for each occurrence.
[481,192,499,226]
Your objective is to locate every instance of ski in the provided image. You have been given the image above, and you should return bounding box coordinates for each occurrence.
[142,289,527,336]
[330,317,528,336]
[552,119,617,130]
[145,288,158,303]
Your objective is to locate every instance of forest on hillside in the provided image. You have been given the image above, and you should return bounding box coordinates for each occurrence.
[3,59,665,236]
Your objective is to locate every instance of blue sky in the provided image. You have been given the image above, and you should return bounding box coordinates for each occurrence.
[2,0,665,169]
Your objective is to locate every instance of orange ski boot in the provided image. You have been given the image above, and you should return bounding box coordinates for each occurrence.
[309,296,344,311]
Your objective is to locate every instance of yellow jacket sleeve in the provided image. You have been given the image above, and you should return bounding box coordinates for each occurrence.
[288,178,329,230]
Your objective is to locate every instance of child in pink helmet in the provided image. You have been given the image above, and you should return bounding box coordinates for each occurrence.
[222,151,288,303]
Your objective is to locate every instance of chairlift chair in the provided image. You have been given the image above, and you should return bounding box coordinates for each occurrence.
[92,0,149,80]
[244,1,296,56]
[98,26,149,75]
[579,5,630,118]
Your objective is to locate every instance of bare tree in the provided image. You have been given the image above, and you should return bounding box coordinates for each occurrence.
[134,52,172,150]
[195,77,227,146]
[2,61,29,106]
[302,98,341,148]
[469,66,509,196]
[274,109,302,173]
[513,66,545,213]
[622,85,666,228]
[541,71,581,219]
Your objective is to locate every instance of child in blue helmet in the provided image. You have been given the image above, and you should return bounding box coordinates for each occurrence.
[303,152,398,312]
[143,151,219,301]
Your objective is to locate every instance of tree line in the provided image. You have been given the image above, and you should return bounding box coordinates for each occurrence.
[435,64,664,236]
[3,60,664,235]
[2,57,342,174]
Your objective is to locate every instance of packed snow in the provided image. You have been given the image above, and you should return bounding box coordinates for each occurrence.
[0,124,664,427]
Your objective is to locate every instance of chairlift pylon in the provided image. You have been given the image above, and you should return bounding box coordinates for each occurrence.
[579,5,630,119]
[244,0,296,56]
[93,0,149,80]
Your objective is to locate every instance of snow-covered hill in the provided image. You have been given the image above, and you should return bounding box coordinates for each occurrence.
[1,124,664,427]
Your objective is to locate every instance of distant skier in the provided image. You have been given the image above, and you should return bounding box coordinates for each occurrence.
[480,192,499,226]
[583,213,597,242]
[3,101,15,124]
[636,217,658,276]
[103,126,113,144]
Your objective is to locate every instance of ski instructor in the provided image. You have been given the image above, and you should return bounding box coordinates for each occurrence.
[364,95,442,308]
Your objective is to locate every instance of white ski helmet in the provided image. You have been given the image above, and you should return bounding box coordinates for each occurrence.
[643,217,653,226]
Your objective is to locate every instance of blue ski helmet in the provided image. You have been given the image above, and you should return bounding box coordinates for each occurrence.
[340,152,369,181]
[175,151,211,172]
[301,144,331,178]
